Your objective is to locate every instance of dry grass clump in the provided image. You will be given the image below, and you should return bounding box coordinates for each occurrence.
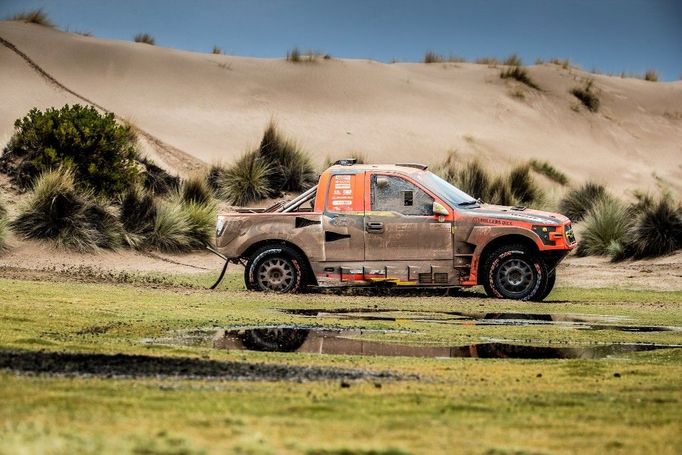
[644,70,659,82]
[138,157,180,196]
[576,198,630,257]
[216,152,274,206]
[424,51,466,63]
[570,79,600,112]
[11,169,124,252]
[529,159,569,185]
[212,46,223,55]
[134,33,155,45]
[550,58,571,69]
[503,54,523,66]
[508,164,541,205]
[180,174,213,206]
[475,57,499,66]
[285,48,324,62]
[6,8,55,27]
[558,182,608,222]
[500,66,540,90]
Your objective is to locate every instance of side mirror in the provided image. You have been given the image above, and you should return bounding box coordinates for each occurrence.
[433,201,449,216]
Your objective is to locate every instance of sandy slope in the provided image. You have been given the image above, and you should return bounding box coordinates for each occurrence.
[1,21,681,193]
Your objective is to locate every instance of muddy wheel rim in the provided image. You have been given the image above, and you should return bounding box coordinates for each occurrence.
[496,258,534,297]
[257,258,294,291]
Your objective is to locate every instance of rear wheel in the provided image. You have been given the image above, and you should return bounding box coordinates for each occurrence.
[482,244,548,301]
[244,244,307,293]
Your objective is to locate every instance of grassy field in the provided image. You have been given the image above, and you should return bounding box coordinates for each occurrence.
[0,274,681,454]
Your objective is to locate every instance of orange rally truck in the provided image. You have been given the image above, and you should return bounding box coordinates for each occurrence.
[214,160,576,301]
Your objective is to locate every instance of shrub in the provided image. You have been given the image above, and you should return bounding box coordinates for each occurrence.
[644,70,658,82]
[424,51,444,64]
[147,201,192,252]
[576,198,630,257]
[529,159,569,185]
[10,168,124,252]
[134,33,155,45]
[507,164,542,204]
[500,66,540,90]
[558,182,608,222]
[212,46,223,54]
[138,157,179,195]
[286,47,301,62]
[1,105,140,198]
[456,160,492,201]
[206,163,227,194]
[180,174,213,205]
[503,54,523,66]
[619,195,682,259]
[550,58,571,69]
[257,122,316,194]
[217,151,273,206]
[119,187,157,248]
[181,199,217,248]
[6,8,55,27]
[571,79,600,112]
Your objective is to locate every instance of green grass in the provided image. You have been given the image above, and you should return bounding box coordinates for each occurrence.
[0,277,681,454]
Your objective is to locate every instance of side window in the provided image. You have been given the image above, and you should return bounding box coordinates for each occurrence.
[371,175,434,216]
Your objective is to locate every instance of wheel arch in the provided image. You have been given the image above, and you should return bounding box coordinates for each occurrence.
[242,239,317,286]
[474,234,540,285]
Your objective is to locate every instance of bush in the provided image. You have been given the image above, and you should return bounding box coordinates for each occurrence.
[6,8,55,27]
[456,160,492,201]
[180,174,213,205]
[576,198,630,257]
[1,105,140,198]
[119,187,157,248]
[644,70,658,82]
[181,199,217,248]
[571,79,600,112]
[256,121,316,194]
[212,46,223,54]
[558,182,608,222]
[503,54,523,66]
[424,51,444,64]
[529,159,569,185]
[507,164,542,204]
[217,151,273,206]
[500,66,540,90]
[286,47,301,62]
[10,169,123,252]
[147,201,192,252]
[619,195,682,259]
[489,176,518,206]
[134,33,155,45]
[138,157,179,195]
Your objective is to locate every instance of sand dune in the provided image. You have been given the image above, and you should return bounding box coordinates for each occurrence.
[1,21,681,193]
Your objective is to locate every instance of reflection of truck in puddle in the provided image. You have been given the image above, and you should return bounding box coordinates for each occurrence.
[215,160,576,301]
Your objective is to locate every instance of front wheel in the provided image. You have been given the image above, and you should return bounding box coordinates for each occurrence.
[531,269,556,302]
[244,245,307,293]
[482,244,548,301]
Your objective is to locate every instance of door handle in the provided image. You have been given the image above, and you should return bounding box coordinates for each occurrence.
[366,221,384,233]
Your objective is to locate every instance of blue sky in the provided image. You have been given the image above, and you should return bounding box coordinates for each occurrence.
[2,0,681,80]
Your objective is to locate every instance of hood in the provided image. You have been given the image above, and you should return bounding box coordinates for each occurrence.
[464,204,569,225]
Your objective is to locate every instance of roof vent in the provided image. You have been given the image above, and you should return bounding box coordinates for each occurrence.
[396,163,428,170]
[334,158,357,166]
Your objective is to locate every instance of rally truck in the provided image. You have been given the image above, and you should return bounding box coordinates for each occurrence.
[213,160,576,301]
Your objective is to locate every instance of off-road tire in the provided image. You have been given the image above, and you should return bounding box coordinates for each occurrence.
[531,269,556,302]
[244,244,308,293]
[239,328,310,352]
[482,244,548,301]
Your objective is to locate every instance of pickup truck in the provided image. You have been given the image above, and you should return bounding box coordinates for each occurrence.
[215,160,576,301]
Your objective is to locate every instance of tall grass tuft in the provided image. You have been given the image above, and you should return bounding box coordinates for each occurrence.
[217,151,274,206]
[456,160,492,201]
[503,54,523,66]
[180,174,213,205]
[529,159,569,185]
[507,164,541,204]
[181,199,217,248]
[6,8,55,27]
[489,176,518,206]
[644,70,659,82]
[620,195,682,259]
[424,51,444,63]
[257,121,316,194]
[475,57,499,66]
[134,33,155,45]
[571,79,600,112]
[576,198,630,257]
[558,182,608,222]
[10,169,123,252]
[212,46,223,54]
[147,201,192,252]
[286,47,301,62]
[119,187,157,249]
[138,157,180,195]
[500,66,540,90]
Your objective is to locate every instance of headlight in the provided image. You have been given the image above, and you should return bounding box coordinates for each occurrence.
[565,224,576,244]
[216,216,227,237]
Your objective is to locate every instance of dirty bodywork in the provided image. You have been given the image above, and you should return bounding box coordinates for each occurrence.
[215,161,576,300]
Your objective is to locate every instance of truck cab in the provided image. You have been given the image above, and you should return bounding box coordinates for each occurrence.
[215,160,576,301]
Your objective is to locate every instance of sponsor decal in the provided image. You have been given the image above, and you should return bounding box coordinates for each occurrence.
[473,217,514,226]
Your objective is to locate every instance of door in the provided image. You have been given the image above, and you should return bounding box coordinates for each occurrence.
[364,173,453,261]
[321,172,366,262]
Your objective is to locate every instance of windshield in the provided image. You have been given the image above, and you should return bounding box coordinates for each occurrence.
[414,172,478,208]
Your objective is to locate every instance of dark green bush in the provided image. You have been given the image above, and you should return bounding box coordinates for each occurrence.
[1,105,140,198]
[558,182,608,222]
[576,198,630,257]
[119,187,157,249]
[217,151,273,206]
[619,195,682,259]
[10,168,124,252]
[180,174,213,205]
[138,157,179,195]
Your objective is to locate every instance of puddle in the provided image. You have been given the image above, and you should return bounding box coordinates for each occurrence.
[213,327,682,359]
[280,308,682,333]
